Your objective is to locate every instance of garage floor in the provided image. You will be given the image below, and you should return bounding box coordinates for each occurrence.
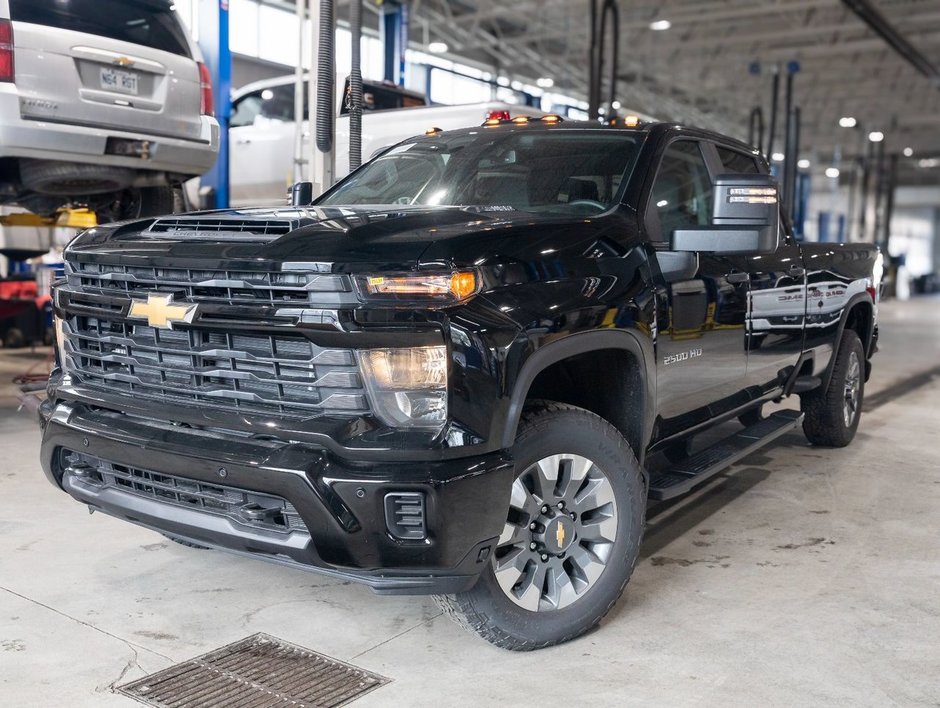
[2,297,939,706]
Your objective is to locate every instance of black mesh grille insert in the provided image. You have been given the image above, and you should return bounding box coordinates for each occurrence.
[63,314,369,418]
[149,216,296,238]
[62,451,309,535]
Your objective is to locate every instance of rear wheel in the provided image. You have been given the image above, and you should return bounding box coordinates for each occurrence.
[801,330,865,447]
[435,402,646,650]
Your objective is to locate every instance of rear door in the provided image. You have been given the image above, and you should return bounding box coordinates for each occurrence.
[10,0,203,141]
[645,139,750,422]
[710,144,807,393]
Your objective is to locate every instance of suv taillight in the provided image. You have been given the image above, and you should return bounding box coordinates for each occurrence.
[198,62,214,116]
[0,20,14,83]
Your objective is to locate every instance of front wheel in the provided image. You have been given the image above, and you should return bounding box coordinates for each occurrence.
[801,329,865,447]
[435,402,646,650]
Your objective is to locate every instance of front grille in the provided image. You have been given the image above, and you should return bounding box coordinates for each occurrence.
[149,216,297,239]
[62,451,308,535]
[63,314,369,418]
[65,261,351,306]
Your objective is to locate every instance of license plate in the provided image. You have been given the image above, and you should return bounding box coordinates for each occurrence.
[99,67,139,95]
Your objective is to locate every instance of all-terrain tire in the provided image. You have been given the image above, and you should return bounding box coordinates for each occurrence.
[801,329,865,447]
[434,401,646,650]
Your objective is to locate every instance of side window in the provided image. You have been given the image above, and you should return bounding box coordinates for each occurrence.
[716,146,761,174]
[230,91,263,128]
[230,85,297,127]
[648,140,714,243]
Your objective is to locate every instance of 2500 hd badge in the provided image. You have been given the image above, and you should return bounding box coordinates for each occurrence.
[40,116,880,651]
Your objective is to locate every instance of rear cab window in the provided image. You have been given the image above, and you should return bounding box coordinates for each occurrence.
[716,145,762,174]
[9,0,192,58]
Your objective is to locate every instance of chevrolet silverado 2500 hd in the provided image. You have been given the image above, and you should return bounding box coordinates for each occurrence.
[40,117,881,650]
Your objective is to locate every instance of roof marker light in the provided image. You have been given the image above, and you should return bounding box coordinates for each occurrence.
[541,114,563,124]
[511,116,530,124]
[425,127,442,136]
[624,115,641,127]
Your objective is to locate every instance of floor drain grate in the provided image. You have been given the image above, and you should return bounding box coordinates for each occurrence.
[118,633,390,707]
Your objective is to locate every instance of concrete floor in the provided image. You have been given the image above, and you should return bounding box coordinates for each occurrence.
[2,297,939,707]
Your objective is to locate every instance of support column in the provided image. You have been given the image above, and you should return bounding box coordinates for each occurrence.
[380,1,407,86]
[197,0,232,209]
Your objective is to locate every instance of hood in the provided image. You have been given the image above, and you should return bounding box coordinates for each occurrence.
[65,205,578,272]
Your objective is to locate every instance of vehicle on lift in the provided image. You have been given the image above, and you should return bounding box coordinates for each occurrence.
[227,74,544,206]
[40,116,881,650]
[0,0,218,221]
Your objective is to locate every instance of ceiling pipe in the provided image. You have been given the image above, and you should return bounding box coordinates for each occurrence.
[842,0,940,87]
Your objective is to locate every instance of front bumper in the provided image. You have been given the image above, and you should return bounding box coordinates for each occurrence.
[40,400,514,594]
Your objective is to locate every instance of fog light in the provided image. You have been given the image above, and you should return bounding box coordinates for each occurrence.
[384,492,426,540]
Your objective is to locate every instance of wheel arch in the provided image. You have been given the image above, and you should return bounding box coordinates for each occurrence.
[500,330,656,463]
[823,294,875,389]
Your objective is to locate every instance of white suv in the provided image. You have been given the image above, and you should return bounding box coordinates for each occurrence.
[0,0,218,221]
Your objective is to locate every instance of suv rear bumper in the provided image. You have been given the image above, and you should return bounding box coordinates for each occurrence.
[0,89,219,177]
[40,400,514,595]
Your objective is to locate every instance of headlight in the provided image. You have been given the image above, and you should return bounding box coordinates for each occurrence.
[358,346,448,429]
[355,271,479,305]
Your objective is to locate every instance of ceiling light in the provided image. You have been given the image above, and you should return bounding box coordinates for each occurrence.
[918,158,939,169]
[536,77,554,88]
[771,152,785,162]
[650,19,672,31]
[428,42,448,54]
[611,100,621,109]
[868,131,885,143]
[903,147,914,157]
[825,167,840,179]
[839,116,857,128]
[797,158,811,169]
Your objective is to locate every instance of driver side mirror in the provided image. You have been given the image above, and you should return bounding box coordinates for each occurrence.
[671,174,780,255]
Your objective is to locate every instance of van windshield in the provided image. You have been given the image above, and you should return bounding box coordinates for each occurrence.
[10,0,192,58]
[317,129,644,215]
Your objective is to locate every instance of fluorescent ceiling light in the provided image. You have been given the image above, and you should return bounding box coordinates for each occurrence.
[536,77,554,88]
[903,147,914,157]
[428,42,448,54]
[797,159,811,169]
[825,167,840,179]
[650,20,672,31]
[839,116,857,128]
[771,152,785,162]
[868,131,885,143]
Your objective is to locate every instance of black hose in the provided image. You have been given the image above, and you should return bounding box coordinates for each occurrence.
[766,69,779,160]
[315,0,335,153]
[604,0,619,120]
[349,0,363,170]
[748,106,764,152]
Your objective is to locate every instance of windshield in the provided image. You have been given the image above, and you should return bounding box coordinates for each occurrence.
[317,129,644,215]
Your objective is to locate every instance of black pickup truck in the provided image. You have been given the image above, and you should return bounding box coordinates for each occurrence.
[40,117,881,650]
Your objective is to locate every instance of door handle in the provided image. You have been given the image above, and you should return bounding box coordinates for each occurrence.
[235,138,252,145]
[787,265,806,278]
[727,271,750,284]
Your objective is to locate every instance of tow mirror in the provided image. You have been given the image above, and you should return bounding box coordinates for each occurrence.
[671,174,780,255]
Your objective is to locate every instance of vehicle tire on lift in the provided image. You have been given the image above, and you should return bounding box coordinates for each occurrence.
[3,327,25,349]
[434,401,646,650]
[800,330,865,447]
[97,186,177,223]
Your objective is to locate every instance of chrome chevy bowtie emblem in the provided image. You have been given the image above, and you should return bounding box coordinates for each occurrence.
[127,294,197,330]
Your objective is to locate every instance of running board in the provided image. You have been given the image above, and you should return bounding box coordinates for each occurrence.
[649,409,804,501]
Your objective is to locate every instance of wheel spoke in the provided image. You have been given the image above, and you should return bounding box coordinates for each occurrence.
[494,546,530,596]
[555,455,593,501]
[574,476,615,513]
[569,544,608,586]
[579,511,617,544]
[544,564,579,610]
[497,520,528,547]
[515,562,548,612]
[532,454,563,500]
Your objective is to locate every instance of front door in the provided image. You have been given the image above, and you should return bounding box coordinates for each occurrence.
[644,139,750,424]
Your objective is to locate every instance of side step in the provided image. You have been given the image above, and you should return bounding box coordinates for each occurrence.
[649,409,804,501]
